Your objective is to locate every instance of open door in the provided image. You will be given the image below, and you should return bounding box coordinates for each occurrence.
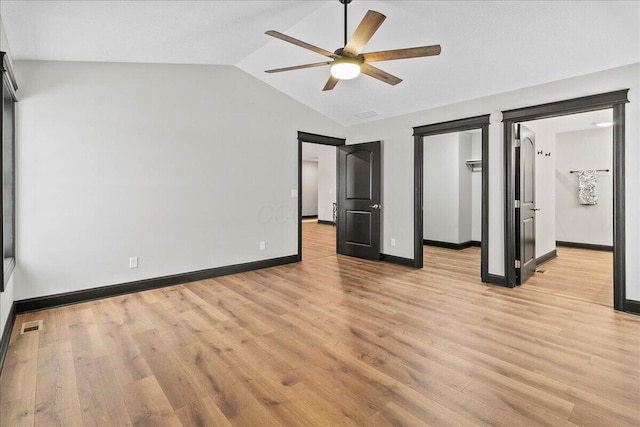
[337,141,381,260]
[515,124,536,284]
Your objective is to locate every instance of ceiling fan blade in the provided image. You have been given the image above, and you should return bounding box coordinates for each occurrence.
[265,62,331,73]
[360,63,402,86]
[322,75,340,91]
[265,30,337,58]
[343,10,386,56]
[363,45,442,63]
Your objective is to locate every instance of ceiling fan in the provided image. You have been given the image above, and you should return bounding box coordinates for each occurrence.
[264,0,441,91]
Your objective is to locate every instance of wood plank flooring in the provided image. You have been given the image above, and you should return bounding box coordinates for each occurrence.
[528,247,613,307]
[1,223,638,426]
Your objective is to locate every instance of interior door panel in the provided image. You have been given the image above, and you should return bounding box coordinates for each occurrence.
[337,142,381,260]
[515,124,536,285]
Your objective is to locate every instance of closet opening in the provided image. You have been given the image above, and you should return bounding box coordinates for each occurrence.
[413,115,490,283]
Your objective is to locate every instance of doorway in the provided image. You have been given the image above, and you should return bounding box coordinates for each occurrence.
[520,110,614,307]
[422,130,483,278]
[297,132,344,261]
[502,90,629,311]
[413,115,490,282]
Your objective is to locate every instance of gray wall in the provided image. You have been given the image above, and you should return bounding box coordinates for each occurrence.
[522,119,558,258]
[471,133,482,242]
[458,132,473,244]
[13,60,343,301]
[316,144,336,223]
[301,161,318,216]
[556,128,613,245]
[423,132,476,245]
[424,133,460,243]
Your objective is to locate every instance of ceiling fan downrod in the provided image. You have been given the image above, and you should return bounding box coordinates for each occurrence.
[340,0,353,47]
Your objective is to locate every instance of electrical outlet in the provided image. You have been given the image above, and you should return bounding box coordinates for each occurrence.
[259,241,266,250]
[129,257,138,269]
[391,238,396,247]
[291,189,298,198]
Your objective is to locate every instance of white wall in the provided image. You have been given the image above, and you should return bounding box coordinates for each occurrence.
[316,144,336,223]
[556,128,613,245]
[14,60,343,300]
[346,63,639,300]
[458,132,473,243]
[522,119,558,258]
[0,16,15,336]
[471,133,482,242]
[423,132,474,245]
[301,161,318,216]
[423,133,460,243]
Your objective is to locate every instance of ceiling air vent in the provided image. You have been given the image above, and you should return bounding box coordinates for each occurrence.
[355,110,379,119]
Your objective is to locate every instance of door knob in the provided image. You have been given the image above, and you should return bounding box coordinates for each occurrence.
[370,204,381,209]
[532,208,541,211]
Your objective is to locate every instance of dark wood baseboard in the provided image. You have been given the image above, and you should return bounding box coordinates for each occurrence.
[317,220,335,225]
[423,239,481,250]
[556,241,613,252]
[15,255,298,314]
[0,302,16,373]
[536,249,557,266]
[486,274,506,286]
[625,299,640,316]
[302,215,318,219]
[380,253,415,267]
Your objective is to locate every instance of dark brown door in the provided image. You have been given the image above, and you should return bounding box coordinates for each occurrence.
[337,141,381,260]
[515,124,536,284]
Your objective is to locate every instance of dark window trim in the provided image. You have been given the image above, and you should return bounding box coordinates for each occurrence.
[1,52,18,292]
[502,90,629,311]
[0,52,18,99]
[413,114,490,283]
[296,132,346,261]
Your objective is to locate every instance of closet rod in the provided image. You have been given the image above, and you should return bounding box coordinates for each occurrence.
[569,169,610,174]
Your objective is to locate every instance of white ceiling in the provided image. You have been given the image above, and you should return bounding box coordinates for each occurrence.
[2,1,639,126]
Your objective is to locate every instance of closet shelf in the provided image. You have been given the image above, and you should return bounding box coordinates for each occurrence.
[465,159,482,172]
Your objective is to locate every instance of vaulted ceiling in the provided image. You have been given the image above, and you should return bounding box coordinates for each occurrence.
[2,1,639,125]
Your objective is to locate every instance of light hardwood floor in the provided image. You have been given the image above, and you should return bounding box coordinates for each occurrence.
[1,222,638,426]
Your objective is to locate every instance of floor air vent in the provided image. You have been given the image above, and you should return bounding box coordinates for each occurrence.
[20,320,43,334]
[536,269,548,274]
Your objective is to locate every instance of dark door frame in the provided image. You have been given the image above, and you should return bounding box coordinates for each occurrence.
[502,89,629,312]
[297,131,346,261]
[413,115,490,283]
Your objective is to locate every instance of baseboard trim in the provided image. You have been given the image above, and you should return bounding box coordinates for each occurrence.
[302,215,318,219]
[536,249,557,266]
[625,299,640,316]
[423,239,481,250]
[15,255,298,314]
[556,241,613,252]
[317,220,336,225]
[486,274,506,286]
[380,254,415,267]
[0,302,16,373]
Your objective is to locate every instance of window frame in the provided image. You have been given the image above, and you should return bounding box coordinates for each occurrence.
[1,51,18,292]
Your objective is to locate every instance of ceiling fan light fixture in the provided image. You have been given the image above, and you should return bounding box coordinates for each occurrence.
[330,57,361,80]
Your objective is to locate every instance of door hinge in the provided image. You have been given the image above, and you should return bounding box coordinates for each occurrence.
[515,200,521,209]
[515,260,521,269]
[514,138,521,148]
